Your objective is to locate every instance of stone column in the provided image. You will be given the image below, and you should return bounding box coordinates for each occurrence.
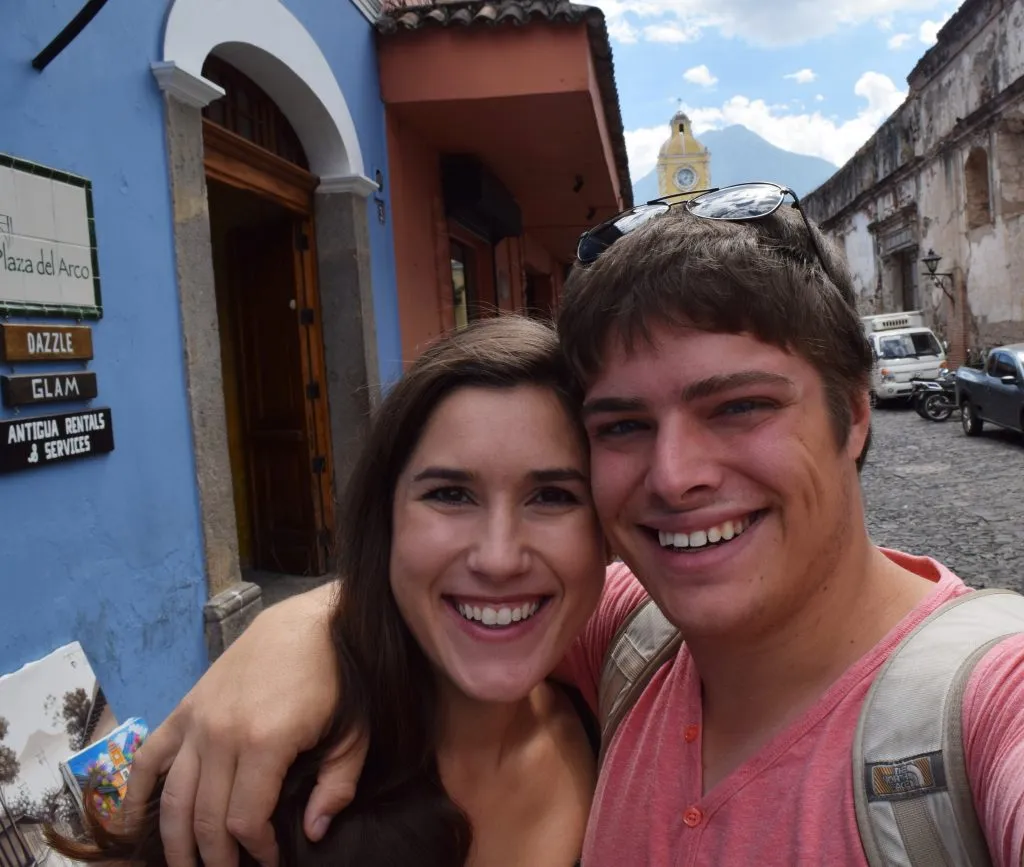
[152,61,262,659]
[313,178,380,521]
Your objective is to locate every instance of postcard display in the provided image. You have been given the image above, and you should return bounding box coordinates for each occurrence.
[0,642,148,859]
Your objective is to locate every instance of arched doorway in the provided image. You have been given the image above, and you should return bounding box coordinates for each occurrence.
[154,0,383,649]
[202,55,334,577]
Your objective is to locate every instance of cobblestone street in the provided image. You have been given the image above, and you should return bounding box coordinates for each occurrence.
[863,405,1024,592]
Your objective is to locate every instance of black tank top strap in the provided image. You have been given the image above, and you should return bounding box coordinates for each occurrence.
[557,682,600,758]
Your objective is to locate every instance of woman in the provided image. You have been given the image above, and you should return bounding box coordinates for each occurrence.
[50,316,606,867]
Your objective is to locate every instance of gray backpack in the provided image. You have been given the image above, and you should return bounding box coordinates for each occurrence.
[597,588,1024,866]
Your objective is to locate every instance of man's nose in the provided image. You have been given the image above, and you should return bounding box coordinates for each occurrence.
[645,415,723,505]
[466,507,530,579]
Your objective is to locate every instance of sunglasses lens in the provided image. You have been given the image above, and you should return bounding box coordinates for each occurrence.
[578,203,670,263]
[687,183,785,220]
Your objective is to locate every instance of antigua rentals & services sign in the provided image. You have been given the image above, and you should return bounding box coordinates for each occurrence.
[0,408,114,474]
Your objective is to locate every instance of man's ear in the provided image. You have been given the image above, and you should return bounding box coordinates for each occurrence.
[848,390,872,469]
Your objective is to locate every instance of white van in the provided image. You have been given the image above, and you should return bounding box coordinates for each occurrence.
[861,311,947,404]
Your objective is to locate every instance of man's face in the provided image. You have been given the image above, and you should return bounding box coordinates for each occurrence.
[581,324,870,641]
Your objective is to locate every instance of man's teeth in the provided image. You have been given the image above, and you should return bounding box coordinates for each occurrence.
[658,515,754,550]
[456,601,541,627]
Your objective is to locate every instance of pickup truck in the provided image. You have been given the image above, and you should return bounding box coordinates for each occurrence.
[955,343,1024,436]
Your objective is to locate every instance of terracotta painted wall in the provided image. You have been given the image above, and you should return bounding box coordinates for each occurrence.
[388,114,572,363]
[387,112,450,363]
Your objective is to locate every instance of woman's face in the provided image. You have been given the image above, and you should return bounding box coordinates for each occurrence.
[391,384,605,703]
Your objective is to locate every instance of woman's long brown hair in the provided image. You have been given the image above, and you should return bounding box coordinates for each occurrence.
[47,315,585,867]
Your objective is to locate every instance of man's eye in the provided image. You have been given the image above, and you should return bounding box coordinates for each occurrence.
[422,486,473,505]
[718,399,775,416]
[532,487,581,506]
[593,419,649,438]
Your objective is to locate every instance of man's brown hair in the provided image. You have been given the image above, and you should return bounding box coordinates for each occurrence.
[557,203,873,466]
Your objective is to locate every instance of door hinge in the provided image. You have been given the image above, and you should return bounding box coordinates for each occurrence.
[295,226,310,251]
[299,308,315,325]
[306,381,321,400]
[311,455,327,474]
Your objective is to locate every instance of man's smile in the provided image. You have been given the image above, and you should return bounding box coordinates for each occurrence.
[646,510,767,551]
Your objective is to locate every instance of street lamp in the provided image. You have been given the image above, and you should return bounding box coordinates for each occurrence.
[920,248,955,304]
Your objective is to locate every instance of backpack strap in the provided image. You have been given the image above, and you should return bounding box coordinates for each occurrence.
[854,588,1024,867]
[597,597,681,764]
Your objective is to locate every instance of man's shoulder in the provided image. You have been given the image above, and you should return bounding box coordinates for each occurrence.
[602,560,646,596]
[597,561,651,629]
[553,563,652,705]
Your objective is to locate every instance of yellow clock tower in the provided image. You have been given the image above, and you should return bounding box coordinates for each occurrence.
[656,110,711,198]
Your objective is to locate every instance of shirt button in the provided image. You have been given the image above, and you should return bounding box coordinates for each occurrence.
[684,724,700,743]
[683,806,703,827]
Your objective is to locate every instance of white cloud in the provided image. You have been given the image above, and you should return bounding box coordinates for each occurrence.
[624,71,907,178]
[643,22,701,42]
[589,0,950,47]
[876,15,894,30]
[784,68,817,84]
[683,64,719,87]
[888,32,913,48]
[815,94,826,102]
[919,13,952,44]
[607,18,639,43]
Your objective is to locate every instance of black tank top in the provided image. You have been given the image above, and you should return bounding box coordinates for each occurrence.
[558,683,599,867]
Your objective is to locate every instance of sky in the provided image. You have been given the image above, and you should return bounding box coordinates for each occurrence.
[588,0,966,181]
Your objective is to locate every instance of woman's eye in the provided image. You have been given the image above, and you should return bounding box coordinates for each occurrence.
[422,486,473,505]
[593,418,648,438]
[532,487,581,507]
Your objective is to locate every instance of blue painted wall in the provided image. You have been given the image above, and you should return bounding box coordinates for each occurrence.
[0,0,400,725]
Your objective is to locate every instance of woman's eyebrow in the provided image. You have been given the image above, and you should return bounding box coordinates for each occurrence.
[530,468,587,483]
[411,467,473,483]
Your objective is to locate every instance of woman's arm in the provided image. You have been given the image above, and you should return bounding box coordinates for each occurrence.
[124,582,367,867]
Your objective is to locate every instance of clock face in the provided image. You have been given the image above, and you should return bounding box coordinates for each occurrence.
[674,166,698,191]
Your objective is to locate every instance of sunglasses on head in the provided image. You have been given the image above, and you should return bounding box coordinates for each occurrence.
[576,181,832,279]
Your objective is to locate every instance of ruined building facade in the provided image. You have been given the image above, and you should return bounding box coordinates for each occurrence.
[803,0,1024,364]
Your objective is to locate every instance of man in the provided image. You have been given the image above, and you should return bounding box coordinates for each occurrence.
[128,188,1024,867]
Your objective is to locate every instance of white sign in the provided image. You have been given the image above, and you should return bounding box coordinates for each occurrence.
[0,155,101,315]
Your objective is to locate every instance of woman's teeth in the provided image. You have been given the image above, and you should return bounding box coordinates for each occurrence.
[456,601,541,628]
[658,514,756,551]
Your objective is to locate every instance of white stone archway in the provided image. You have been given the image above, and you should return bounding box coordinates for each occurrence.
[153,0,376,193]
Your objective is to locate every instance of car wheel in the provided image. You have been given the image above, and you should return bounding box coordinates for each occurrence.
[961,401,983,436]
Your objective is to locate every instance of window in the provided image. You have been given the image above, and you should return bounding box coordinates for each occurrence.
[448,225,495,329]
[876,331,941,359]
[201,55,308,169]
[964,147,992,230]
[450,242,472,330]
[993,353,1019,380]
[898,250,918,310]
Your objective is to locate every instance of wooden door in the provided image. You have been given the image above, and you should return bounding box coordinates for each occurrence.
[228,218,331,575]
